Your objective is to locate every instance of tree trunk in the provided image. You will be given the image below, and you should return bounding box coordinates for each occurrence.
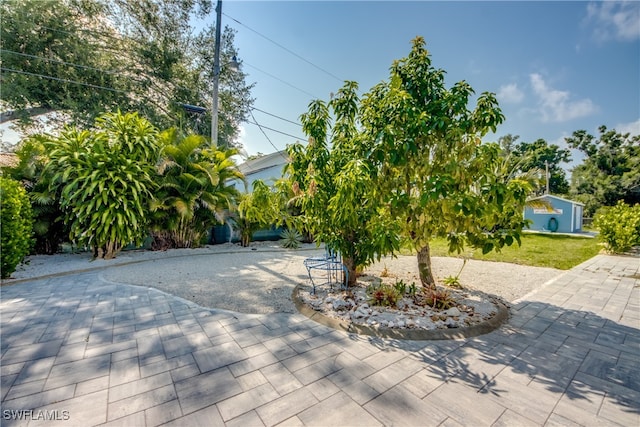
[417,243,436,289]
[342,256,358,287]
[103,240,120,259]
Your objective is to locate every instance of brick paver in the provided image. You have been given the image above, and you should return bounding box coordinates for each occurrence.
[1,254,638,426]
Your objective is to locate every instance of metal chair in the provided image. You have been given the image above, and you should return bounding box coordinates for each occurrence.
[303,246,348,294]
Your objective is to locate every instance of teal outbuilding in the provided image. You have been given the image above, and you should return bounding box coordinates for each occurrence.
[524,195,584,233]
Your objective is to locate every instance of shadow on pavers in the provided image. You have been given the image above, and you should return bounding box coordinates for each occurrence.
[360,300,640,419]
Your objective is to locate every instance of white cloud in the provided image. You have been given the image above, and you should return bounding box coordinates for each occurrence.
[585,1,640,42]
[549,134,569,148]
[615,117,640,136]
[529,73,598,123]
[497,83,524,104]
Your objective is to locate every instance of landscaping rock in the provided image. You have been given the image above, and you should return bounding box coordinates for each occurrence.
[332,299,350,311]
[445,317,458,328]
[444,307,461,317]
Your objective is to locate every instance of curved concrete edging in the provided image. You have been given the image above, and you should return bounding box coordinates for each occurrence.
[291,284,510,341]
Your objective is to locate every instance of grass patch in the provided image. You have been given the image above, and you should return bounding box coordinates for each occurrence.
[405,234,601,270]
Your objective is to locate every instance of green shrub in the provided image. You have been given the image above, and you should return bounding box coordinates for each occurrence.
[443,275,462,288]
[366,283,402,307]
[424,287,455,310]
[150,130,242,249]
[280,228,303,249]
[3,135,68,254]
[45,111,160,259]
[236,180,282,247]
[1,177,34,278]
[593,202,640,254]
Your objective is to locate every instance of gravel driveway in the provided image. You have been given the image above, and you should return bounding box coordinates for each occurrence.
[5,242,564,314]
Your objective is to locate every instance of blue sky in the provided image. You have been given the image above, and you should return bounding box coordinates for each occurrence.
[220,0,639,169]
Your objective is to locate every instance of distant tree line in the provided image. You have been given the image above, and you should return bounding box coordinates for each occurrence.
[496,127,639,217]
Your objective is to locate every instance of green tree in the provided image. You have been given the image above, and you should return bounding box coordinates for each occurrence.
[150,129,242,248]
[1,0,124,126]
[1,0,254,148]
[0,177,34,278]
[44,111,160,259]
[567,126,640,216]
[361,37,531,288]
[498,133,519,155]
[501,135,571,195]
[287,82,400,285]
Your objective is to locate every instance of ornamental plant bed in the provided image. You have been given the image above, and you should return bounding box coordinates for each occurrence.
[295,273,508,337]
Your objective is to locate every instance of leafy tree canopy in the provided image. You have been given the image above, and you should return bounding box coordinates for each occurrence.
[287,81,401,284]
[499,134,571,195]
[567,125,640,215]
[1,0,254,148]
[361,37,531,287]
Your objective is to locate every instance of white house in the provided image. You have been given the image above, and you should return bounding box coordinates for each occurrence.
[236,150,289,191]
[212,150,289,244]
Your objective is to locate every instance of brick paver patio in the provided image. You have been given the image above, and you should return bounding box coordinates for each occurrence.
[1,254,638,426]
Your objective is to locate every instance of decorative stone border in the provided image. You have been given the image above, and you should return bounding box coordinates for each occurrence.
[292,284,510,340]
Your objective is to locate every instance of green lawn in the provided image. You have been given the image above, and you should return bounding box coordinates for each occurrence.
[410,233,601,270]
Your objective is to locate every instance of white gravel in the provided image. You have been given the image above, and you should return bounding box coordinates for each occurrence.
[4,242,564,314]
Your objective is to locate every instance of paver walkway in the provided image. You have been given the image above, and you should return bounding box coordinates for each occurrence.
[1,254,638,426]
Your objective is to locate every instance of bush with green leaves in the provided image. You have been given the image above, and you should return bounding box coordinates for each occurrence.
[44,111,160,259]
[287,82,401,285]
[366,283,402,307]
[3,135,68,254]
[280,228,303,249]
[236,180,282,247]
[1,177,34,278]
[150,129,242,248]
[593,201,640,254]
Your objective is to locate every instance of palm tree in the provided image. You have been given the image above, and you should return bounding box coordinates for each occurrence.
[150,129,243,248]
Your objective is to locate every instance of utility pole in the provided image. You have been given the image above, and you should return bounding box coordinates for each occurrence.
[211,0,222,147]
[545,160,550,194]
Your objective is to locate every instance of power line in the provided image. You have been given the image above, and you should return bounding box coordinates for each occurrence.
[248,110,290,159]
[1,66,300,145]
[223,12,344,84]
[246,119,305,140]
[1,67,305,138]
[4,23,311,151]
[0,67,128,93]
[13,18,324,101]
[9,20,325,106]
[1,51,200,106]
[246,119,305,142]
[7,23,316,105]
[252,107,301,127]
[1,49,119,75]
[11,19,136,46]
[244,62,319,99]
